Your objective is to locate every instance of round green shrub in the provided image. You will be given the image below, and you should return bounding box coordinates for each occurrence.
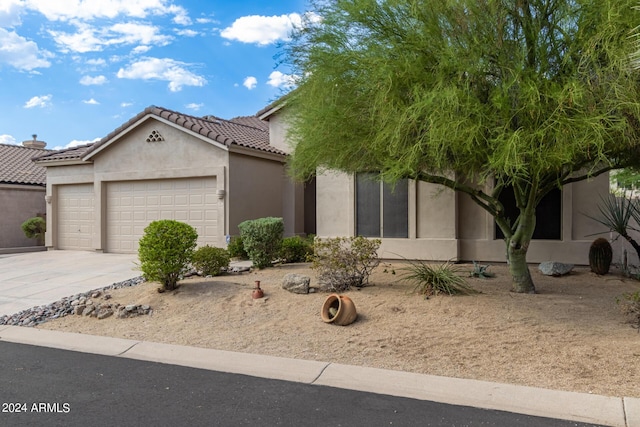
[238,217,283,269]
[279,236,313,263]
[227,235,248,260]
[138,220,198,292]
[21,217,46,239]
[192,245,230,276]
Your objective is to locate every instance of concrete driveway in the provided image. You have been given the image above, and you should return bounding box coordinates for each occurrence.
[0,250,139,316]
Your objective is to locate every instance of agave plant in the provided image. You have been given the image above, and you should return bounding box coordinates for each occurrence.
[586,193,640,262]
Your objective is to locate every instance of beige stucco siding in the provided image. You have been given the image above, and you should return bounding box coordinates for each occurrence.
[315,171,355,237]
[228,152,285,236]
[314,168,612,264]
[0,184,46,248]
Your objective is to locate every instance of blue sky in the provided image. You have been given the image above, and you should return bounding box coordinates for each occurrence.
[0,0,309,150]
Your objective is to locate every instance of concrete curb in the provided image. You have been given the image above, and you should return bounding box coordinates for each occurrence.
[0,325,636,427]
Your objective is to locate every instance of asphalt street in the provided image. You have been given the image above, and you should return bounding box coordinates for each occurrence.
[0,341,605,427]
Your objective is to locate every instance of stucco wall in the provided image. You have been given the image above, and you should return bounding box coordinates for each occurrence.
[264,110,293,154]
[228,152,285,236]
[0,184,46,248]
[315,169,611,264]
[44,119,230,251]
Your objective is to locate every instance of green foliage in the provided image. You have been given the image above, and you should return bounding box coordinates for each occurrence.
[21,217,46,239]
[401,260,478,298]
[469,261,495,279]
[312,236,380,292]
[617,291,640,330]
[227,235,249,260]
[191,245,230,276]
[285,0,640,293]
[138,220,198,292]
[279,235,314,263]
[238,217,284,269]
[587,194,640,263]
[589,238,613,275]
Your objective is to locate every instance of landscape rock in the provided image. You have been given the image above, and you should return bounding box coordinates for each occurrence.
[0,276,146,327]
[538,261,574,276]
[282,274,311,294]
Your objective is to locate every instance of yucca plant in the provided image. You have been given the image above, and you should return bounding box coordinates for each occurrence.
[586,194,640,262]
[401,260,478,298]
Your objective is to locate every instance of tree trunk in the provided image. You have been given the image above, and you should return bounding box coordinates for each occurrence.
[504,195,537,294]
[508,243,536,293]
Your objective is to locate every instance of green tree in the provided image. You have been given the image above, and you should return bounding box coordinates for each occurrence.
[284,0,640,293]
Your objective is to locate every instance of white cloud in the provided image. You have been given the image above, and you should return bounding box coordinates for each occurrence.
[86,58,106,66]
[0,28,51,70]
[243,76,257,90]
[51,137,101,151]
[49,22,172,53]
[83,98,99,104]
[175,28,198,37]
[120,102,133,107]
[116,57,206,92]
[24,94,52,108]
[196,17,216,24]
[25,0,189,22]
[0,134,17,145]
[131,45,151,54]
[79,75,107,85]
[267,71,297,88]
[220,13,302,45]
[185,102,203,111]
[0,0,24,26]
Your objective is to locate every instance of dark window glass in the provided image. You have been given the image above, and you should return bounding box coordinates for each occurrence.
[495,186,562,240]
[356,173,408,238]
[383,181,408,238]
[356,173,381,237]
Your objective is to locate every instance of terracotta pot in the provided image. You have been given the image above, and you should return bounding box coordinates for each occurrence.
[321,294,357,326]
[252,281,264,299]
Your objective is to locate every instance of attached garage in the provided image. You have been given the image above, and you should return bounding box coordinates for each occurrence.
[57,183,94,250]
[34,106,292,254]
[106,177,218,253]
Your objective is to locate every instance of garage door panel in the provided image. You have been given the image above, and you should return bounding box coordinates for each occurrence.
[106,178,218,253]
[57,184,94,250]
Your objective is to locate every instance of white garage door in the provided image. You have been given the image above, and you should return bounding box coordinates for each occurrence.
[57,184,95,250]
[106,177,218,253]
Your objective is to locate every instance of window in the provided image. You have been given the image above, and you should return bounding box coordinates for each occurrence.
[356,173,408,238]
[495,185,562,240]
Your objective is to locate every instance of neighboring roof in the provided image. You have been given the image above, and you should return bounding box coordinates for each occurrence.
[0,143,50,186]
[32,144,94,163]
[229,115,269,132]
[34,105,285,165]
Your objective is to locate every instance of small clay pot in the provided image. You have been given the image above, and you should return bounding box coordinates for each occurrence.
[252,281,264,299]
[321,294,357,326]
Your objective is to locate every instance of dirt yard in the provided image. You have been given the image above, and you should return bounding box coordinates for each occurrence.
[37,261,640,398]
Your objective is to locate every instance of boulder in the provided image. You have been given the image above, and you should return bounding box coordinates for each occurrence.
[282,273,311,294]
[538,261,574,276]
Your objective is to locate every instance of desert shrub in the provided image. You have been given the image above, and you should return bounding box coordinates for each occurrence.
[191,245,230,276]
[402,260,478,297]
[138,220,198,292]
[21,216,46,239]
[238,217,284,269]
[617,291,640,329]
[469,261,495,279]
[312,236,380,292]
[227,235,248,260]
[279,235,314,263]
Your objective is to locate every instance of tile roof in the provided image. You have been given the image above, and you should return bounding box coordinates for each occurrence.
[32,144,94,163]
[34,106,285,164]
[85,105,285,158]
[0,144,50,186]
